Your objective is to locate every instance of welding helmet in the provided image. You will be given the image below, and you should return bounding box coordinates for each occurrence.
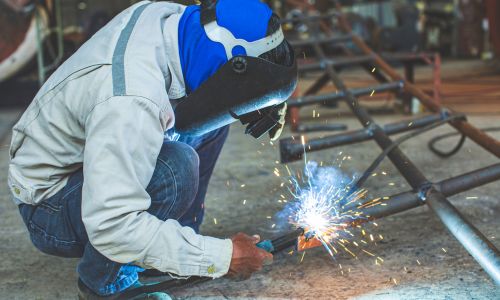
[173,0,297,138]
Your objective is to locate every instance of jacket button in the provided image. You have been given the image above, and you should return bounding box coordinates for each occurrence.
[13,187,21,195]
[207,264,216,275]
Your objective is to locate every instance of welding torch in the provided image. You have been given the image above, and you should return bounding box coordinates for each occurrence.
[117,228,305,299]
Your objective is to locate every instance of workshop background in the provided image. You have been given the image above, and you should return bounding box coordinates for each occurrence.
[1,0,499,299]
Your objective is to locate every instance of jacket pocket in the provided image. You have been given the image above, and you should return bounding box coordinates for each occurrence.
[8,167,35,205]
[8,130,26,160]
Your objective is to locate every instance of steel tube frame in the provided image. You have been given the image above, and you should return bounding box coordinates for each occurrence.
[298,53,437,73]
[137,163,500,295]
[425,190,500,284]
[280,113,451,163]
[349,163,500,220]
[295,123,348,133]
[332,3,500,157]
[290,34,352,48]
[300,14,500,284]
[349,165,500,284]
[299,55,375,73]
[133,6,500,293]
[293,52,436,130]
[287,81,403,108]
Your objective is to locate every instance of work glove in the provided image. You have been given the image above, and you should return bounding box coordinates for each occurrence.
[268,102,287,141]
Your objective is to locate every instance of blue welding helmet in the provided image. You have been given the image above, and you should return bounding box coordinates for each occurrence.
[173,0,297,138]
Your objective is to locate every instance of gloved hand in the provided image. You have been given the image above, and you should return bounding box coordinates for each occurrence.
[268,102,287,141]
[227,233,273,280]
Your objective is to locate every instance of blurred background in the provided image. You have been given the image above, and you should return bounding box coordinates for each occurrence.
[1,0,499,111]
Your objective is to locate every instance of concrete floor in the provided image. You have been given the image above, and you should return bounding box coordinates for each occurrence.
[0,108,499,299]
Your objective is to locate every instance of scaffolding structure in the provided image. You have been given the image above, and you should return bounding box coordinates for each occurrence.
[279,2,500,285]
[125,2,500,294]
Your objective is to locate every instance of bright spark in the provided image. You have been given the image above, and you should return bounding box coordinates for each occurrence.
[282,161,370,258]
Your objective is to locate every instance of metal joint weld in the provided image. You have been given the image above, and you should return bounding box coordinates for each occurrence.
[366,123,380,136]
[417,182,433,202]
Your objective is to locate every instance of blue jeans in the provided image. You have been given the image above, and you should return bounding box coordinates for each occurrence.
[18,126,229,296]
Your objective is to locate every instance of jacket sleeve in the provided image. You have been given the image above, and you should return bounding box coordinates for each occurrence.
[81,96,232,278]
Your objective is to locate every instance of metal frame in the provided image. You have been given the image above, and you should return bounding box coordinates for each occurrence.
[284,12,442,132]
[280,5,500,285]
[127,3,500,293]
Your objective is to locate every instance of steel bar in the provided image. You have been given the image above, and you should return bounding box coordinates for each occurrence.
[347,163,500,218]
[299,56,375,73]
[304,12,500,283]
[349,113,466,192]
[302,73,331,96]
[308,27,423,188]
[132,163,500,297]
[290,34,352,48]
[125,162,500,297]
[439,163,500,195]
[290,66,345,133]
[346,165,500,286]
[295,123,347,133]
[333,6,500,157]
[280,113,450,163]
[298,53,437,74]
[425,190,500,285]
[287,81,403,108]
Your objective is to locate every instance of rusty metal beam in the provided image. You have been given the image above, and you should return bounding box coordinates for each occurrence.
[332,4,500,157]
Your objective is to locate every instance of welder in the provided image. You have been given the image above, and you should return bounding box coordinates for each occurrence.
[7,0,297,299]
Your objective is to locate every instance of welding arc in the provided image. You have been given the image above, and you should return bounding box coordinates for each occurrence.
[349,113,466,192]
[428,127,500,158]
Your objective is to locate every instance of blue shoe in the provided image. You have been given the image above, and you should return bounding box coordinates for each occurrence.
[77,279,172,300]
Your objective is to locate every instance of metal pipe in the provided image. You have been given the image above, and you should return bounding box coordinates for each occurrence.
[308,23,427,188]
[298,53,436,74]
[304,12,500,283]
[135,163,500,296]
[280,113,448,163]
[287,81,403,108]
[345,166,500,285]
[347,163,500,219]
[124,162,500,297]
[296,123,347,133]
[299,56,374,73]
[347,165,500,286]
[290,34,352,48]
[439,163,500,195]
[425,190,500,285]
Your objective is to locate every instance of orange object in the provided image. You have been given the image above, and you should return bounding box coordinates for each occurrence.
[297,234,322,251]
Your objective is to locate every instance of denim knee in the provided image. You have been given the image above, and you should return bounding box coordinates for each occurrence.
[146,141,200,220]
